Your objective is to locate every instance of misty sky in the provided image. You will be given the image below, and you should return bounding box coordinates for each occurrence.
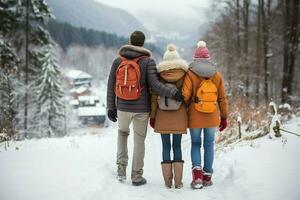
[94,0,210,16]
[94,0,212,40]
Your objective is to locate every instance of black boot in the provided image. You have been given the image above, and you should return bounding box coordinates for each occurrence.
[132,177,147,186]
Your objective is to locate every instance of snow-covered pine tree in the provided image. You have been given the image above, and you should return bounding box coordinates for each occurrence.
[17,0,54,138]
[34,43,65,137]
[0,41,19,137]
[0,1,21,137]
[1,0,66,138]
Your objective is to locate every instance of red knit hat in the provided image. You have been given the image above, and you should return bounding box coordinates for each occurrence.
[193,41,210,59]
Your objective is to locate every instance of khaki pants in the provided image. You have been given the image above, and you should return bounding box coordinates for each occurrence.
[117,110,149,182]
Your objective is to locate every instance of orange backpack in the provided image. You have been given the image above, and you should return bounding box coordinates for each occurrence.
[194,76,218,113]
[114,56,145,100]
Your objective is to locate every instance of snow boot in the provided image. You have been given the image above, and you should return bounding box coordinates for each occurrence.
[190,166,203,189]
[203,171,213,187]
[132,177,147,186]
[161,161,173,188]
[117,164,126,181]
[173,160,184,189]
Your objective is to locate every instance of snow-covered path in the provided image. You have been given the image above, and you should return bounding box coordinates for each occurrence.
[1,118,300,200]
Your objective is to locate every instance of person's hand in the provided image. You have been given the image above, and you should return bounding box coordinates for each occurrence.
[150,118,155,128]
[174,91,184,102]
[219,118,227,132]
[107,109,117,122]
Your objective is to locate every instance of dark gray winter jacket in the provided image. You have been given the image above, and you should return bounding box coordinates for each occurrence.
[106,45,178,113]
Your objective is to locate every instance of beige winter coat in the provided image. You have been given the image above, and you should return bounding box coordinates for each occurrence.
[150,59,189,134]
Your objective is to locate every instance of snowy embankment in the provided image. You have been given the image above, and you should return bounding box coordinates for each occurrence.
[0,118,300,200]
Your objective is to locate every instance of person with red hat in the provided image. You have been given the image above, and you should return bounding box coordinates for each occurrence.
[182,40,228,189]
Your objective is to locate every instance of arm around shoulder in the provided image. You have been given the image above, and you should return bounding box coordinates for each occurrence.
[182,71,193,104]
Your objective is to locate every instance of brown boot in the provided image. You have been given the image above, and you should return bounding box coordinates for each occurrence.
[161,161,173,188]
[173,161,184,189]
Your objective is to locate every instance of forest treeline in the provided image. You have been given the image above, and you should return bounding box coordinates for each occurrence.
[46,20,127,50]
[46,20,163,55]
[203,0,299,106]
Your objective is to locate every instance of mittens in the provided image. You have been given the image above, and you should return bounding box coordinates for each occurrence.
[150,118,155,129]
[219,118,227,132]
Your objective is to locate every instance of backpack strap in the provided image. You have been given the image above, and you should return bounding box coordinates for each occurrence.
[120,56,126,62]
[133,56,148,63]
[134,56,148,91]
[208,73,216,82]
[119,56,148,62]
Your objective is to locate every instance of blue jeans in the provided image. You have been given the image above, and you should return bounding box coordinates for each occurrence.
[161,134,182,162]
[190,128,216,173]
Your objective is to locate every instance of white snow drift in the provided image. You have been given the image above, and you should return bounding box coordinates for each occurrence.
[0,117,300,200]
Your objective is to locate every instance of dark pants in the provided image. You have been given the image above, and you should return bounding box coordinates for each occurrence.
[161,134,182,162]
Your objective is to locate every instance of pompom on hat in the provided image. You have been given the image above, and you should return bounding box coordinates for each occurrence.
[163,44,181,61]
[157,44,189,73]
[193,40,210,59]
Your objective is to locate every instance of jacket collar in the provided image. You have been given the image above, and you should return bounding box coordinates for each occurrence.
[119,45,152,58]
[157,59,189,73]
[189,58,217,78]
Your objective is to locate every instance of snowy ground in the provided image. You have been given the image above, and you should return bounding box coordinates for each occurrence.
[1,117,300,200]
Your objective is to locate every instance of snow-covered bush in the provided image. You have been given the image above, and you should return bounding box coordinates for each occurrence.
[216,96,270,145]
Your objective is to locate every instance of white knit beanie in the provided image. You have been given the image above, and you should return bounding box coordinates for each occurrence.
[163,44,181,61]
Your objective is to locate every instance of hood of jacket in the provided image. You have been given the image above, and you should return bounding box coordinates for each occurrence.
[189,58,217,78]
[119,45,152,58]
[159,69,186,83]
[157,58,189,73]
[157,58,188,83]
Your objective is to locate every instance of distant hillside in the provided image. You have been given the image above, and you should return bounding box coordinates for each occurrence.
[46,20,127,50]
[46,0,147,37]
[46,20,163,56]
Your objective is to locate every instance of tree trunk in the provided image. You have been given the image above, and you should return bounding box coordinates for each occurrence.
[236,0,241,56]
[287,0,300,100]
[24,0,29,138]
[255,0,262,107]
[236,0,243,83]
[262,0,271,106]
[243,0,250,98]
[281,0,300,103]
[6,74,14,136]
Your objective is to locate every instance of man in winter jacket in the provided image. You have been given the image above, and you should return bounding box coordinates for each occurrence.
[106,30,183,186]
